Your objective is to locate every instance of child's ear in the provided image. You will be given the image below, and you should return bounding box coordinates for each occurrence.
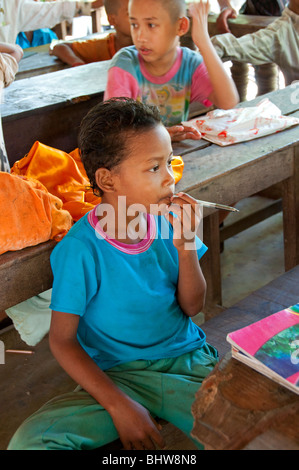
[177,16,190,36]
[107,13,116,28]
[95,168,116,194]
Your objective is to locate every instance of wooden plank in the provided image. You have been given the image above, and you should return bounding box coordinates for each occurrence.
[282,144,299,270]
[16,52,68,81]
[201,211,223,317]
[2,60,109,119]
[177,147,294,206]
[3,95,104,164]
[3,61,109,164]
[0,241,56,311]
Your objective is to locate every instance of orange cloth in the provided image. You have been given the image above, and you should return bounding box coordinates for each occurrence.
[11,141,184,221]
[72,32,117,63]
[0,172,73,256]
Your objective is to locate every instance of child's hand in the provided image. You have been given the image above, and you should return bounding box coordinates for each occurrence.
[189,1,211,48]
[167,124,201,142]
[166,192,202,250]
[216,6,238,34]
[110,396,166,450]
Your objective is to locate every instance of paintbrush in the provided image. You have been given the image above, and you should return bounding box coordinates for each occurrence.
[195,199,239,212]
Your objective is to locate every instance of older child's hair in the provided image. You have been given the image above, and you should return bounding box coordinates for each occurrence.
[104,0,122,16]
[163,0,187,22]
[78,98,162,196]
[130,0,186,22]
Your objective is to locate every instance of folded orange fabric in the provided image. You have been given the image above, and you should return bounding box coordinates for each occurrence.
[0,172,73,255]
[11,142,184,221]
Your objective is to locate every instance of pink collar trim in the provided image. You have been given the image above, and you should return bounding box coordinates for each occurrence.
[88,206,156,254]
[139,47,183,84]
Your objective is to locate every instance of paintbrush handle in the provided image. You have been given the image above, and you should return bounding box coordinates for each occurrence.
[195,199,239,212]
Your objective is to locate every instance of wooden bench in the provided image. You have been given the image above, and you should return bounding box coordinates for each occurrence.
[192,265,299,450]
[0,241,56,312]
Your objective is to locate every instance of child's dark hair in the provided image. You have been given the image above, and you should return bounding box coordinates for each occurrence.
[78,97,162,196]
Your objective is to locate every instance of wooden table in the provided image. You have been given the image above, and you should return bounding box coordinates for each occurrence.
[2,60,110,166]
[16,45,68,81]
[1,86,298,316]
[16,31,111,81]
[191,264,299,450]
[174,85,299,315]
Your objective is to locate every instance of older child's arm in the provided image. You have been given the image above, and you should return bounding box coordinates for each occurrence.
[49,311,165,450]
[189,1,239,109]
[51,42,85,66]
[166,193,207,316]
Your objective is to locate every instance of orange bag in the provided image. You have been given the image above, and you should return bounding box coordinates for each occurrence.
[0,172,72,255]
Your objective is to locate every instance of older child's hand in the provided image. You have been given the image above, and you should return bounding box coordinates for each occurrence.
[216,6,238,34]
[189,0,211,48]
[167,124,201,142]
[166,192,202,251]
[110,396,166,450]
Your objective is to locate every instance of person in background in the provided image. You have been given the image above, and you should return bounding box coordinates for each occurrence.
[15,0,58,49]
[212,0,299,86]
[105,0,239,143]
[0,42,23,172]
[216,0,287,100]
[0,0,104,44]
[51,0,132,66]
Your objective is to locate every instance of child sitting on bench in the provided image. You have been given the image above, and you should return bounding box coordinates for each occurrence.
[8,98,218,451]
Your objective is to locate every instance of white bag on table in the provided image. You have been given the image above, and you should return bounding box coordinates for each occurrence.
[183,99,299,146]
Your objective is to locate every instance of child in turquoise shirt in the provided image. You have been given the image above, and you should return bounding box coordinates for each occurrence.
[8,98,218,451]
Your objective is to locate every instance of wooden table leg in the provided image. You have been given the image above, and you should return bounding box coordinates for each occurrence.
[201,212,223,318]
[282,146,299,271]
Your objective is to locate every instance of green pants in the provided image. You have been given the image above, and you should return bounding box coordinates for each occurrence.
[8,344,218,450]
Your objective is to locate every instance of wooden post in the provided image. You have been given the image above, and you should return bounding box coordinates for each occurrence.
[282,145,299,271]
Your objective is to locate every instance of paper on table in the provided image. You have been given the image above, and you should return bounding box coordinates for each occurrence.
[183,99,299,146]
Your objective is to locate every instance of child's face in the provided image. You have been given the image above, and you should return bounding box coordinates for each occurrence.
[129,0,182,66]
[113,0,131,38]
[110,124,175,212]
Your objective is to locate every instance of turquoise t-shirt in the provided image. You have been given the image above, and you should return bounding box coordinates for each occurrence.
[50,207,208,370]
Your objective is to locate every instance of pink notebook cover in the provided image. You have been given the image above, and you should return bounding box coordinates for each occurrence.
[228,307,299,356]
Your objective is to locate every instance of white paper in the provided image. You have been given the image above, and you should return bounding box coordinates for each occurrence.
[183,99,299,146]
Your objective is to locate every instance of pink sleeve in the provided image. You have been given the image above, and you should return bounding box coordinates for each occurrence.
[104,67,139,100]
[190,62,214,107]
